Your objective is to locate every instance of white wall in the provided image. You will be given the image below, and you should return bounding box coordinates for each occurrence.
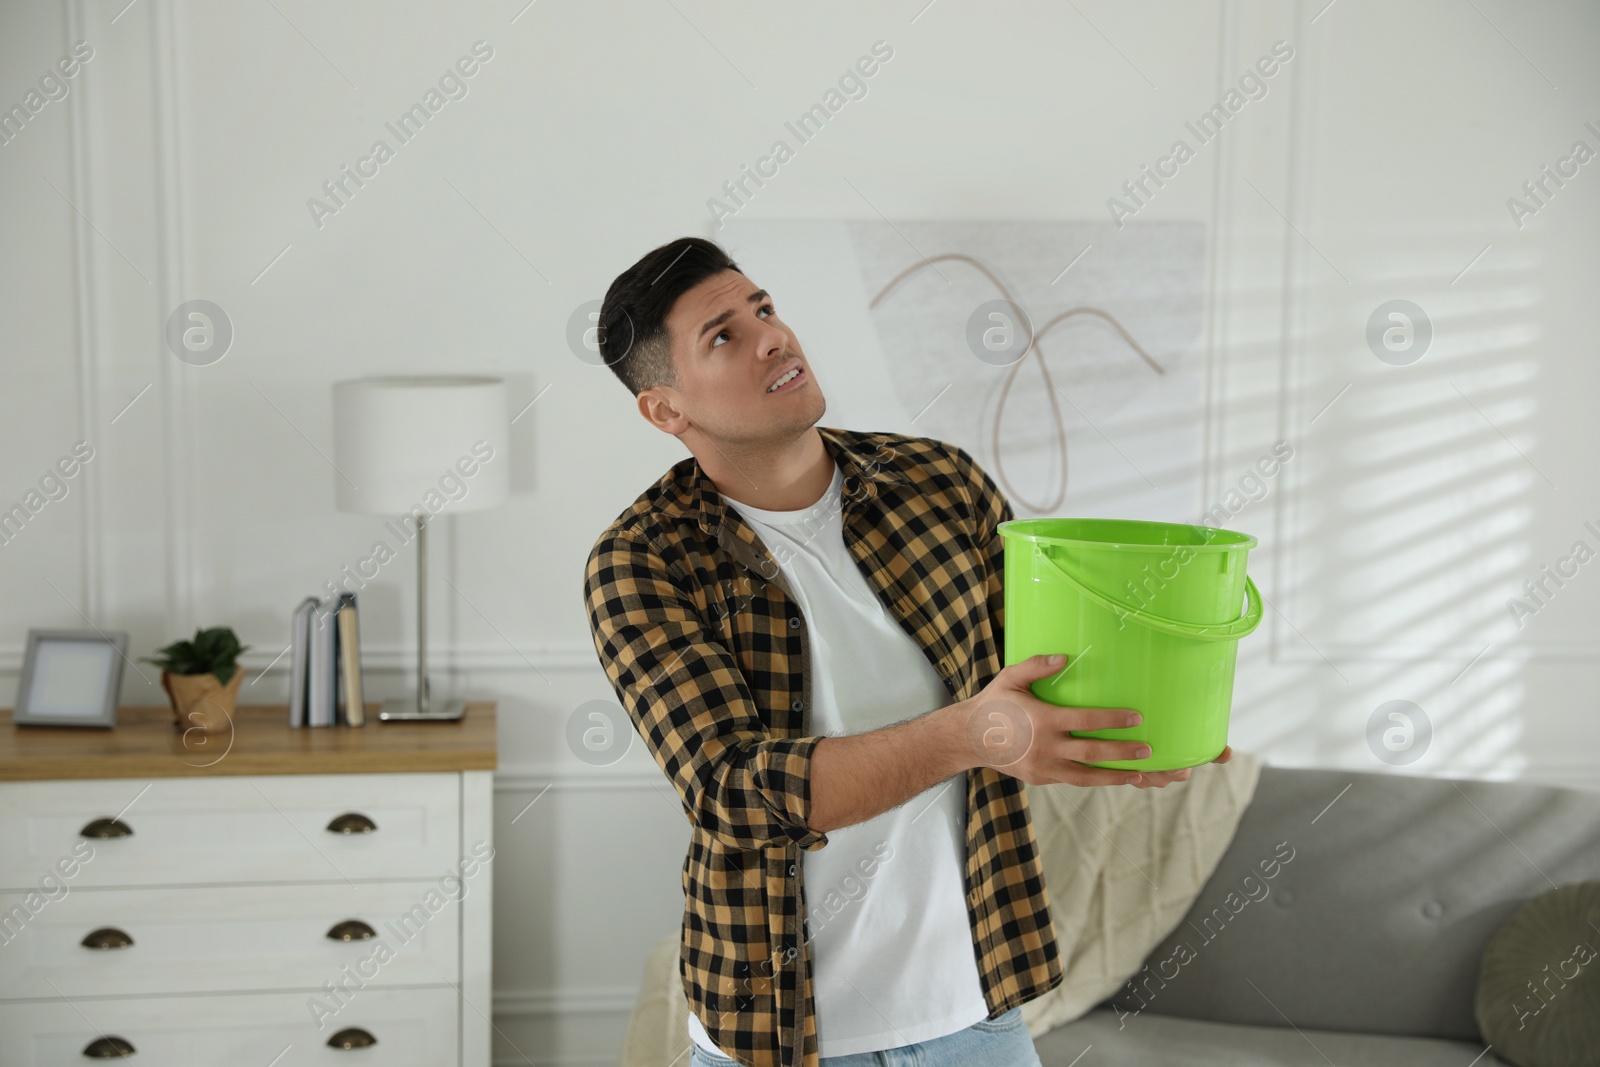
[2,0,1596,1062]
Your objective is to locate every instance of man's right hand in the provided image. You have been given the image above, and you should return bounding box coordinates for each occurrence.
[957,652,1168,788]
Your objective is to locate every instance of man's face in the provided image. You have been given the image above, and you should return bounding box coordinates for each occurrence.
[641,269,825,444]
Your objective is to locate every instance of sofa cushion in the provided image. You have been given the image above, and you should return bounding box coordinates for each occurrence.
[1098,767,1600,1041]
[1475,880,1600,1067]
[1020,751,1262,1037]
[1034,1007,1508,1066]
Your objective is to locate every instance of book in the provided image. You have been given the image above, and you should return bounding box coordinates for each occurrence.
[288,596,319,727]
[332,601,343,727]
[337,592,365,726]
[287,593,369,728]
[309,597,339,727]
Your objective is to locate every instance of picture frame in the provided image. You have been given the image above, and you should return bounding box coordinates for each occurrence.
[13,628,128,729]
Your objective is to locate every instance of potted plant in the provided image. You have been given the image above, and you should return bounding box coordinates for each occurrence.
[142,627,250,735]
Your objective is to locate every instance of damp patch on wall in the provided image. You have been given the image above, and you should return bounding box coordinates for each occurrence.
[720,219,1207,521]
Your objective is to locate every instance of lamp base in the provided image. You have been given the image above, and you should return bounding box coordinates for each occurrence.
[376,697,468,722]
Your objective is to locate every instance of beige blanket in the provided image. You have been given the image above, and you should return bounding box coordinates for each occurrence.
[619,753,1261,1065]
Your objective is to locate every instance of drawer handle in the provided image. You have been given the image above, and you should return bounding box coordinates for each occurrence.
[82,1035,136,1057]
[80,817,134,839]
[81,927,135,950]
[326,919,377,942]
[327,1027,378,1050]
[325,812,377,834]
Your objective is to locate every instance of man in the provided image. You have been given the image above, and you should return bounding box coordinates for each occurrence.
[583,237,1230,1067]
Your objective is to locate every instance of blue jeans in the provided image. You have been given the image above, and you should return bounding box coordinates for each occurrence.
[688,1007,1041,1067]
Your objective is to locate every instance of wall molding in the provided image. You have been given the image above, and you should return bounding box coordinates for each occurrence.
[1267,1,1312,671]
[65,0,103,624]
[3,636,1585,672]
[149,0,194,636]
[495,765,665,793]
[1262,11,1595,667]
[0,641,599,673]
[494,985,639,1019]
[1198,0,1238,529]
[1268,640,1598,664]
[261,642,600,674]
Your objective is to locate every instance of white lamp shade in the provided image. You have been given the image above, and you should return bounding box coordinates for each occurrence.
[332,376,510,515]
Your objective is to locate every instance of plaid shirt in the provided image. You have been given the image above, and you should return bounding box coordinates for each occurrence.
[583,425,1063,1067]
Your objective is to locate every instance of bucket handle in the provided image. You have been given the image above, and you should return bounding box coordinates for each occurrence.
[1037,549,1264,642]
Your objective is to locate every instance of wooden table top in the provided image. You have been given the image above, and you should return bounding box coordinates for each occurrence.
[0,703,497,781]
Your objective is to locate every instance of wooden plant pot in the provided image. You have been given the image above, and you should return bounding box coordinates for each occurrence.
[161,667,243,735]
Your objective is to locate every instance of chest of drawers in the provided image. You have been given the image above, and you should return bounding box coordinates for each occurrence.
[0,703,496,1066]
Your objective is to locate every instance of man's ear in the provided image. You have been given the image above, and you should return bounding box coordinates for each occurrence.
[638,388,689,436]
[635,326,690,435]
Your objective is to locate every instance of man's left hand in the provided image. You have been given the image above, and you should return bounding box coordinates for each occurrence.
[1126,744,1232,788]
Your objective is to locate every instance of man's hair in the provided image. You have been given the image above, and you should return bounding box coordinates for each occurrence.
[596,236,743,396]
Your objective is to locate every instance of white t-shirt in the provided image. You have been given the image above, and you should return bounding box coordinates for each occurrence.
[687,462,989,1059]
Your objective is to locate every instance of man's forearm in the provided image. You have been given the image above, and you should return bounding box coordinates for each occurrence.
[805,702,976,835]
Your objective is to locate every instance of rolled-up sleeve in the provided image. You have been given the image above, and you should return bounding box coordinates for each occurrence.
[584,527,830,854]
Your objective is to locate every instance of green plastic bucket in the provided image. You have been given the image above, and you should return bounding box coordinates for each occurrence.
[998,517,1262,772]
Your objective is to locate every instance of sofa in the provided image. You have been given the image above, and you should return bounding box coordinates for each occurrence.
[1031,765,1600,1066]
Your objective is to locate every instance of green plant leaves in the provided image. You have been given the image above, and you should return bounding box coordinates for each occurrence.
[140,626,250,684]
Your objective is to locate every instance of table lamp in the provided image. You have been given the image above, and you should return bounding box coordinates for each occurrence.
[332,376,509,720]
